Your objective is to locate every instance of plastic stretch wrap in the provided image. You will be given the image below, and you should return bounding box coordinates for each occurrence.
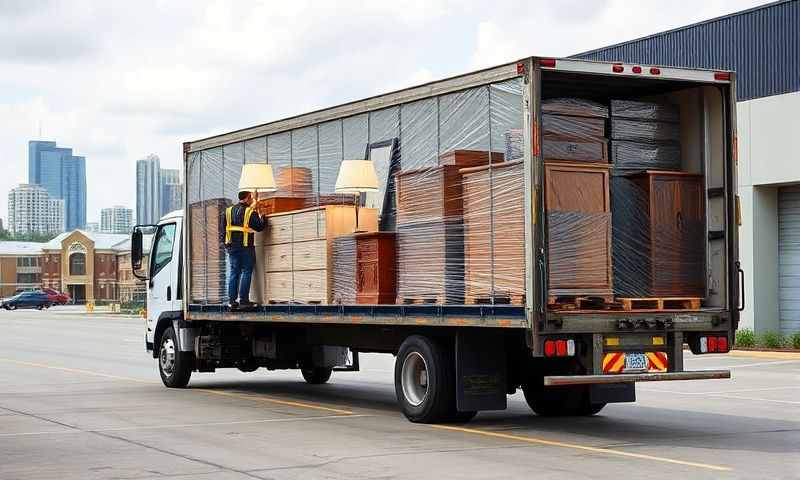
[610,140,681,171]
[548,211,612,294]
[542,98,609,118]
[610,174,705,298]
[610,99,680,123]
[505,128,608,163]
[330,235,356,304]
[543,114,605,141]
[610,118,681,143]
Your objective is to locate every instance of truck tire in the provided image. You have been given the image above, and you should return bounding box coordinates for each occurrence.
[158,326,192,388]
[522,383,605,416]
[301,367,333,384]
[395,335,455,423]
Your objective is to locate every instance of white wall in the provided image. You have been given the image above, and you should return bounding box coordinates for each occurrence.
[737,91,800,332]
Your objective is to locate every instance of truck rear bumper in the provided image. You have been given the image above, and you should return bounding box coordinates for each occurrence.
[544,369,731,386]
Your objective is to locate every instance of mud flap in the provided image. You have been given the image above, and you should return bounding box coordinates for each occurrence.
[589,382,636,404]
[455,331,507,412]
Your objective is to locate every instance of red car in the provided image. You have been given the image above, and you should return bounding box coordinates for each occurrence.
[42,288,69,305]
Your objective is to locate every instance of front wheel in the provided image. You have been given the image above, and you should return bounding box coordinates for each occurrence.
[301,367,333,384]
[158,326,192,388]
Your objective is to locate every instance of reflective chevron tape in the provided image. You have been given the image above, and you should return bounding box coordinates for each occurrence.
[646,352,668,372]
[602,352,625,374]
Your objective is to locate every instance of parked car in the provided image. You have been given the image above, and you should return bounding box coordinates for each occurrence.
[2,291,51,310]
[42,288,69,305]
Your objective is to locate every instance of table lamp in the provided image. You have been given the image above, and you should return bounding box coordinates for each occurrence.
[335,160,379,231]
[239,164,277,209]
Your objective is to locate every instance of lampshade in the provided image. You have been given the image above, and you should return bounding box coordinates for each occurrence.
[334,160,379,193]
[239,164,277,192]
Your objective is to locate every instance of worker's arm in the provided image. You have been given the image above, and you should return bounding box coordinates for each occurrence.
[248,208,266,232]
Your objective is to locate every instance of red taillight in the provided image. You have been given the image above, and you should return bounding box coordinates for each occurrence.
[539,58,556,68]
[650,67,661,75]
[707,336,718,353]
[544,340,556,357]
[632,66,642,74]
[714,71,731,81]
[556,340,567,356]
[717,336,729,353]
[612,64,624,73]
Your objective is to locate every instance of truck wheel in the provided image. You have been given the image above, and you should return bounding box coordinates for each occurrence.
[159,326,192,388]
[395,335,455,423]
[301,367,333,384]
[522,383,605,416]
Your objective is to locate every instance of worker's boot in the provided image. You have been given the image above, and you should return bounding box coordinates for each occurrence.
[239,300,257,310]
[228,301,239,311]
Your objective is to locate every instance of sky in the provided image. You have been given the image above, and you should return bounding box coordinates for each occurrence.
[0,0,771,225]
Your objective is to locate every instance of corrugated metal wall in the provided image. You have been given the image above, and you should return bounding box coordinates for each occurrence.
[572,0,799,101]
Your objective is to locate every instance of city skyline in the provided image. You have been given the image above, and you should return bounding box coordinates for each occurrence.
[28,140,86,230]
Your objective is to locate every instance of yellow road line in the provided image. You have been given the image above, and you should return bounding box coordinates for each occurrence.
[192,388,354,415]
[0,357,354,415]
[728,350,800,360]
[432,425,732,472]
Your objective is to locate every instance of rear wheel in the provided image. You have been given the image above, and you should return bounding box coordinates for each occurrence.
[395,335,457,423]
[158,326,192,388]
[522,383,605,416]
[301,367,333,384]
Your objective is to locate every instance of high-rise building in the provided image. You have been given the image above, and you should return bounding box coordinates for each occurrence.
[136,154,160,224]
[28,140,86,230]
[101,206,133,234]
[86,222,100,232]
[7,184,65,235]
[160,168,183,216]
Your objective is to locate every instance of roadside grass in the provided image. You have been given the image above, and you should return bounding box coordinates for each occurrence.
[736,328,800,350]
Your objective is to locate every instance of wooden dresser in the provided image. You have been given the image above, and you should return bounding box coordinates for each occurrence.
[611,171,705,297]
[545,161,613,299]
[261,205,377,304]
[355,232,396,304]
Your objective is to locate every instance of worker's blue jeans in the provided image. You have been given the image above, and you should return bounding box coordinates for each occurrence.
[227,247,256,304]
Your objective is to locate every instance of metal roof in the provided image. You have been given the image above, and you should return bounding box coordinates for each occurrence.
[571,0,799,101]
[0,241,45,256]
[43,230,130,251]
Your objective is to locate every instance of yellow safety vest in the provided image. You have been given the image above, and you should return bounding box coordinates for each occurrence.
[225,205,256,247]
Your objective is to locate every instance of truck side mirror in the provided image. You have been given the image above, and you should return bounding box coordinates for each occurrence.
[132,228,143,271]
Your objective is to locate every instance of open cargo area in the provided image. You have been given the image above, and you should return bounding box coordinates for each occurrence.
[185,60,734,324]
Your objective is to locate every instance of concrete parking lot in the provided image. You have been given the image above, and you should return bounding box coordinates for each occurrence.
[1,309,798,479]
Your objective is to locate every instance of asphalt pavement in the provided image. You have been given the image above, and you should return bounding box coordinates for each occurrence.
[1,308,798,479]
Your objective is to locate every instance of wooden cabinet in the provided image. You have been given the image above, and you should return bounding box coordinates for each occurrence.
[612,171,705,297]
[545,161,613,298]
[254,196,305,216]
[261,205,377,304]
[355,232,396,304]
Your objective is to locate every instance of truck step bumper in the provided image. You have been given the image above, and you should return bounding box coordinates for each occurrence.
[544,369,731,386]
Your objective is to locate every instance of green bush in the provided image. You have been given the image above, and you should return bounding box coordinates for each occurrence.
[735,328,756,348]
[760,331,786,349]
[790,332,800,350]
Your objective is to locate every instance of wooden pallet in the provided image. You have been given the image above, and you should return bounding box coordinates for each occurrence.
[618,297,701,311]
[548,296,617,311]
[397,296,448,305]
[465,294,525,305]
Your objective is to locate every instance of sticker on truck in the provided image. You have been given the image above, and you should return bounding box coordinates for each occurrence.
[602,352,668,373]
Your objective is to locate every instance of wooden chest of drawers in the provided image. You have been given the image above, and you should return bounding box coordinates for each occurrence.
[395,165,467,222]
[545,161,613,298]
[189,198,231,303]
[611,171,705,297]
[261,205,377,304]
[355,232,397,304]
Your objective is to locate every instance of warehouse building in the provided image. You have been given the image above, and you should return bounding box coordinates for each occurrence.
[573,0,800,334]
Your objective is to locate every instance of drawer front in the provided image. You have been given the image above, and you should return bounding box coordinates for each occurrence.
[266,215,292,245]
[264,243,292,272]
[264,271,292,302]
[357,261,379,294]
[293,240,327,271]
[357,239,378,261]
[293,210,326,242]
[293,270,328,303]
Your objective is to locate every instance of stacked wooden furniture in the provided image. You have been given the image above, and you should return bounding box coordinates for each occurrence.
[609,100,682,172]
[394,150,502,304]
[460,160,525,304]
[545,162,613,300]
[254,196,306,216]
[611,171,705,298]
[189,198,231,304]
[262,205,377,303]
[541,98,614,303]
[332,232,397,304]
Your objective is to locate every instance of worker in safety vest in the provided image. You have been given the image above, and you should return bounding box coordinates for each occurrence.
[221,191,266,310]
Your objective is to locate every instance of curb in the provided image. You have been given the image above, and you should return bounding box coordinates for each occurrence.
[728,350,800,360]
